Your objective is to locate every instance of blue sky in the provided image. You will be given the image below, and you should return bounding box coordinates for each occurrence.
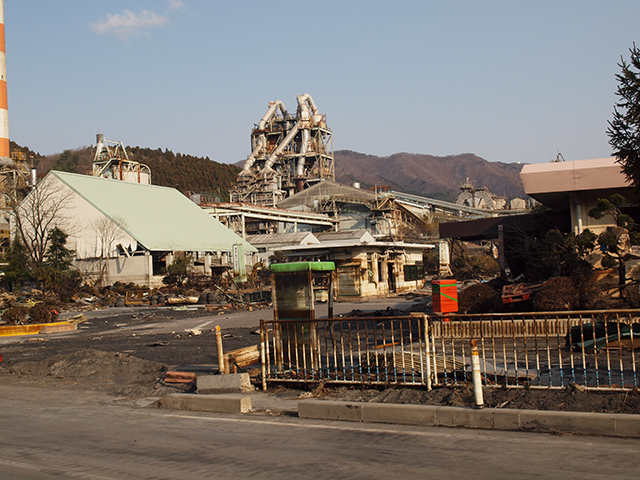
[4,1,640,165]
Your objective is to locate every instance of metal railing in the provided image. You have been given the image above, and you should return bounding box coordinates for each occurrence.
[260,315,431,388]
[430,310,640,391]
[260,310,640,391]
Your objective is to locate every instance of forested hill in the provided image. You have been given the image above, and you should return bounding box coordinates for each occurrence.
[334,150,526,201]
[16,143,241,201]
[12,141,526,204]
[129,147,239,200]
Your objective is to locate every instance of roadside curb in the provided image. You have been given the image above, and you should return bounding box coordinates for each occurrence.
[0,321,75,337]
[297,400,640,438]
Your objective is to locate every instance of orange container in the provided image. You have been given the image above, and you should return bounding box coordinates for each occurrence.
[432,279,458,314]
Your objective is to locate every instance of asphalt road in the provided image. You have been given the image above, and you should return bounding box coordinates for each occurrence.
[0,296,427,368]
[1,385,639,480]
[3,296,638,479]
[64,296,422,334]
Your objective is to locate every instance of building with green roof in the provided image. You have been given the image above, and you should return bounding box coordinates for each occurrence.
[16,171,256,287]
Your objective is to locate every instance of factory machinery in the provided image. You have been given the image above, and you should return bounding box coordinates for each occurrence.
[230,94,334,206]
[0,152,35,246]
[92,134,151,184]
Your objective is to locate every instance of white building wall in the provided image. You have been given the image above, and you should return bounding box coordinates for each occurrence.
[569,191,617,236]
[75,254,160,288]
[28,175,138,260]
[30,176,152,286]
[335,247,426,298]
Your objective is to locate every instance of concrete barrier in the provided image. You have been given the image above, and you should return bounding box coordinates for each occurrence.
[297,400,640,438]
[39,323,77,334]
[155,394,252,413]
[197,373,254,394]
[0,321,75,337]
[363,403,436,426]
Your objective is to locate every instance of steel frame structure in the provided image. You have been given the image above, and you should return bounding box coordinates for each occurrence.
[231,94,334,206]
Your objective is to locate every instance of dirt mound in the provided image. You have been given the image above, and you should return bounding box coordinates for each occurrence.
[1,349,178,398]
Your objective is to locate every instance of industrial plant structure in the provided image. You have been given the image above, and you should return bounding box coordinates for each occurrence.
[230,94,334,206]
[92,134,151,184]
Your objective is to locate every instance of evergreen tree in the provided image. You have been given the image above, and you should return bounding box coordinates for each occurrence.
[37,227,80,296]
[608,43,640,195]
[163,253,192,287]
[52,149,81,173]
[2,235,32,291]
[44,227,75,271]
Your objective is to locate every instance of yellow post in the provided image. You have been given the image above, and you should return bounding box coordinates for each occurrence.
[216,325,225,374]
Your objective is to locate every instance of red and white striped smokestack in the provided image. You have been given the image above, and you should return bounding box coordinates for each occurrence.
[0,0,9,159]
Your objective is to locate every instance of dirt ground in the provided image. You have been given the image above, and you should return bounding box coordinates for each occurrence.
[311,383,640,414]
[1,303,639,414]
[0,307,260,399]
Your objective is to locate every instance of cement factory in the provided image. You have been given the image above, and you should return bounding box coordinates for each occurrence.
[230,94,334,206]
[5,0,640,438]
[0,0,526,293]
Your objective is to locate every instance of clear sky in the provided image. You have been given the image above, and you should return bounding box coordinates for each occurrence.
[4,1,640,165]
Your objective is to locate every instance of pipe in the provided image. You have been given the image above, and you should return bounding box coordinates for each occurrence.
[0,1,9,158]
[296,94,318,116]
[296,129,310,177]
[258,100,288,130]
[240,101,288,175]
[295,94,317,178]
[261,120,301,174]
[239,137,265,177]
[259,94,319,177]
[216,325,226,374]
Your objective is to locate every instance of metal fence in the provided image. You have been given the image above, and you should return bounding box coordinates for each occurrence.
[260,310,640,391]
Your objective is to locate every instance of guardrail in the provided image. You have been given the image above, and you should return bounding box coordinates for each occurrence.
[260,310,640,391]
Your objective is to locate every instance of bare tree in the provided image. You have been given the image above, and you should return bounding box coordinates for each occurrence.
[89,215,127,287]
[11,177,75,270]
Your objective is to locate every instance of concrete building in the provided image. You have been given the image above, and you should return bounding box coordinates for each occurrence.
[520,157,634,235]
[269,229,433,298]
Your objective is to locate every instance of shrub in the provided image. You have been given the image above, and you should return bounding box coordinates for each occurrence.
[3,307,28,325]
[29,303,59,323]
[458,284,501,313]
[534,277,576,311]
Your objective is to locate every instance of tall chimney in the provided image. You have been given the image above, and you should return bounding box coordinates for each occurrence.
[0,0,8,159]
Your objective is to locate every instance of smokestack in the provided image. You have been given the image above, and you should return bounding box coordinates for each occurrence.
[0,0,8,159]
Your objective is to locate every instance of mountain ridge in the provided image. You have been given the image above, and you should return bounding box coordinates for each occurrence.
[334,150,526,202]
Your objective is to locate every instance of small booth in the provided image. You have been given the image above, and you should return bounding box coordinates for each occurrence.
[270,261,335,372]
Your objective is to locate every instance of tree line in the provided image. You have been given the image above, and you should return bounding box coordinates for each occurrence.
[10,142,240,201]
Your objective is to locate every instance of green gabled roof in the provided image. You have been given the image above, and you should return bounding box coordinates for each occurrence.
[49,171,256,253]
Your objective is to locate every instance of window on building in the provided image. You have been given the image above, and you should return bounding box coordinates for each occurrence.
[404,264,425,281]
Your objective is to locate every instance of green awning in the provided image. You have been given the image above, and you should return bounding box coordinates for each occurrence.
[270,261,335,273]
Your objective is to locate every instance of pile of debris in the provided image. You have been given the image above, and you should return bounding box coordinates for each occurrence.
[0,291,61,325]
